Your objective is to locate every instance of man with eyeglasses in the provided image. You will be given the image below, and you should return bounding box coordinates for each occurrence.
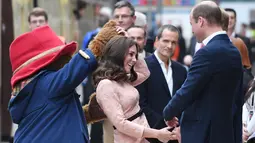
[113,0,136,30]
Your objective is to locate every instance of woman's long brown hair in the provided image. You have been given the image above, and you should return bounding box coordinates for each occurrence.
[92,35,139,87]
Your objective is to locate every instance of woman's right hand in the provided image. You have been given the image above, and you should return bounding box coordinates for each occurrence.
[156,127,176,143]
[243,126,250,142]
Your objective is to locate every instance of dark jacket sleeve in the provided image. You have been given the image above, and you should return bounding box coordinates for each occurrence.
[43,49,97,98]
[163,49,213,120]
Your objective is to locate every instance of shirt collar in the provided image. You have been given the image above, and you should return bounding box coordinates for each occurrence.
[154,50,172,67]
[231,31,236,38]
[202,31,226,46]
[138,50,146,60]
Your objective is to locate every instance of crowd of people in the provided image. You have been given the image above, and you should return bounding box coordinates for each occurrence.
[7,0,255,143]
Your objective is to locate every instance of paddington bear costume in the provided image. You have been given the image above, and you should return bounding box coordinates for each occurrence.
[8,20,120,143]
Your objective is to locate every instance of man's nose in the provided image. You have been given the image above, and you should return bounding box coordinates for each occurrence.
[167,42,172,48]
[36,22,41,27]
[117,17,123,22]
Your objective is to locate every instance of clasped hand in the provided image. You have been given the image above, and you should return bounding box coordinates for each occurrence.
[165,117,179,128]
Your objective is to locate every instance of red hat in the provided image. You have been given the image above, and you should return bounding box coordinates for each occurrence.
[10,25,77,88]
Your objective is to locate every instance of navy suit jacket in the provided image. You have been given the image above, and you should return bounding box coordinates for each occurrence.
[163,34,243,143]
[136,54,187,130]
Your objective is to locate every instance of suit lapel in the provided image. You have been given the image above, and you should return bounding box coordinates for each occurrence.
[171,62,178,96]
[150,55,171,97]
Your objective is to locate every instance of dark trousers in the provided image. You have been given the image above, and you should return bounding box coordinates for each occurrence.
[90,122,103,143]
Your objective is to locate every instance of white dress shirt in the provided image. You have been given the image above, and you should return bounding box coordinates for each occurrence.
[202,31,227,46]
[195,42,202,53]
[154,50,173,96]
[231,31,236,38]
[138,50,146,60]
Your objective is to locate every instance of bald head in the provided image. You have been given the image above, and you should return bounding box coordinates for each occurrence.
[191,1,221,26]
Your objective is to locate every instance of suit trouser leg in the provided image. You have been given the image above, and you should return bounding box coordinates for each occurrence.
[90,122,103,143]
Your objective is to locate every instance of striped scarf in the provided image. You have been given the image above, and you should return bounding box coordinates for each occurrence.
[11,77,34,98]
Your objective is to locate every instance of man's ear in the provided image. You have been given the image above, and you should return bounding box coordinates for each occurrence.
[132,15,136,23]
[197,16,202,27]
[155,36,159,42]
[143,40,147,46]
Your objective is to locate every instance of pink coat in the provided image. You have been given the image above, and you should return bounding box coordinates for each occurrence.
[96,59,150,143]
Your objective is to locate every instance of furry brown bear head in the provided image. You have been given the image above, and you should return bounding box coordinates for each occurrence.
[88,20,123,57]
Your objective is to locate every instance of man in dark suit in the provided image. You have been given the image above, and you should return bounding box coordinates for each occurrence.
[163,1,243,143]
[136,24,187,143]
[225,8,253,63]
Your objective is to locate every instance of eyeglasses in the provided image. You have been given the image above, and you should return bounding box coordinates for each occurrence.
[113,14,133,20]
[30,19,46,25]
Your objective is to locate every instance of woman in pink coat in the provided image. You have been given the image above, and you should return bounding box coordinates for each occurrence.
[93,35,176,143]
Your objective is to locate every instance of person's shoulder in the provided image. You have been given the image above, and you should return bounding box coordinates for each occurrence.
[96,79,116,93]
[236,33,249,40]
[144,54,157,66]
[234,37,246,47]
[172,61,186,72]
[236,34,250,43]
[146,52,152,57]
[145,53,155,61]
[98,79,113,87]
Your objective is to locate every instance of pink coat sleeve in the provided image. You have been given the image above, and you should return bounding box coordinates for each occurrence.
[131,59,150,86]
[96,79,145,138]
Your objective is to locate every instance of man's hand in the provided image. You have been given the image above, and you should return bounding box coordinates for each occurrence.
[243,125,250,142]
[165,117,179,127]
[116,26,129,37]
[157,127,177,143]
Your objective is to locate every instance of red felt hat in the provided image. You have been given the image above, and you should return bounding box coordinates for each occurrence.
[10,25,77,88]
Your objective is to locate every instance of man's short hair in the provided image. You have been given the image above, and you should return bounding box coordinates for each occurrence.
[129,25,146,37]
[114,0,135,16]
[224,8,237,18]
[157,24,180,39]
[28,7,48,22]
[221,9,229,31]
[192,4,222,26]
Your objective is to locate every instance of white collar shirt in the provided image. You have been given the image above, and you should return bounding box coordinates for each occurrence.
[154,50,173,96]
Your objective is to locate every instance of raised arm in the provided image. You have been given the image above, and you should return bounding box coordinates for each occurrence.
[43,49,97,98]
[131,59,150,86]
